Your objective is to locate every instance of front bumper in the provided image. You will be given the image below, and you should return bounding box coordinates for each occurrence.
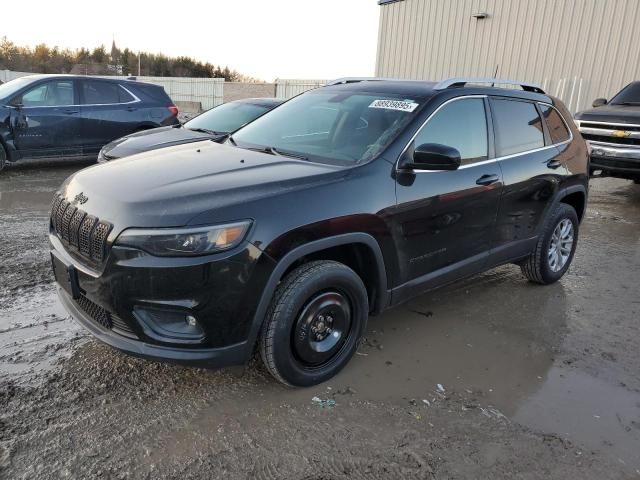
[58,287,249,367]
[51,233,276,367]
[588,141,640,176]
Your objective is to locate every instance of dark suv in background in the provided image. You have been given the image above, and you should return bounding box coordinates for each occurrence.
[97,97,283,162]
[0,74,179,170]
[575,81,640,183]
[50,77,588,387]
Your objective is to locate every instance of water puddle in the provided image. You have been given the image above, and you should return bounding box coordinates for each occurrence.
[0,286,85,382]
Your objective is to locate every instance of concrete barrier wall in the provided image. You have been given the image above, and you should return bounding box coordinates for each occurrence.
[124,76,224,110]
[0,69,33,83]
[223,83,275,103]
[275,79,327,99]
[1,71,329,108]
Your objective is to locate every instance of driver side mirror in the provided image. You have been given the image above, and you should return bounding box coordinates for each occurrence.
[592,98,607,108]
[403,143,461,171]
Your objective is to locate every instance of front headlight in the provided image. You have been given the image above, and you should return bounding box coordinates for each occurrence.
[115,221,252,257]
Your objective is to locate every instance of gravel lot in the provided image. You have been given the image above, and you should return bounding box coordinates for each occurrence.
[1,163,639,479]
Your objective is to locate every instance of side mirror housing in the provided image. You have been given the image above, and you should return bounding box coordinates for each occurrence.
[403,143,461,171]
[592,98,607,108]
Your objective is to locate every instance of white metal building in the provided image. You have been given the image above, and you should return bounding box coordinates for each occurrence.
[375,0,640,112]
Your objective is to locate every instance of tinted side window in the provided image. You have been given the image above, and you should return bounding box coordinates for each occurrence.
[492,99,544,156]
[539,104,570,144]
[17,80,74,107]
[413,98,488,165]
[82,81,120,104]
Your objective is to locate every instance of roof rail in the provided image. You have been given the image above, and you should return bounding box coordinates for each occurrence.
[326,77,409,86]
[434,77,545,94]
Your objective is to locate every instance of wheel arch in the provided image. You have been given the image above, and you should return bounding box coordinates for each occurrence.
[556,185,587,222]
[245,233,389,357]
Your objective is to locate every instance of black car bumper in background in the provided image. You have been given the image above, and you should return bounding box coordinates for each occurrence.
[50,233,276,367]
[588,142,640,179]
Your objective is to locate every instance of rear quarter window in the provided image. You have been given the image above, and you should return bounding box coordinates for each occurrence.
[539,104,571,144]
[83,80,120,104]
[491,99,545,157]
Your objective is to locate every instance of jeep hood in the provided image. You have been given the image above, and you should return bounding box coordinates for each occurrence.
[575,104,640,124]
[60,140,347,231]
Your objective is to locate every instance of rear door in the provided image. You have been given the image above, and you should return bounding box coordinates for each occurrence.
[489,97,570,262]
[79,79,141,155]
[12,79,83,158]
[393,96,503,296]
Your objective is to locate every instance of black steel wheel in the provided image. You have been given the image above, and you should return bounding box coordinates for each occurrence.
[260,260,368,387]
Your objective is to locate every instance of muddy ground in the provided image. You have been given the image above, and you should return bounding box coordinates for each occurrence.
[0,163,639,479]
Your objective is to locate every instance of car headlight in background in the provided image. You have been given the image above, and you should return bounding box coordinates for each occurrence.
[115,221,252,256]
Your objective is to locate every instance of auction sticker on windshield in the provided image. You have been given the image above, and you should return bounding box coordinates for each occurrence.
[369,99,419,112]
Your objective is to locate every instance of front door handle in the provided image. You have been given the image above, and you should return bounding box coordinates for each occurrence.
[63,109,79,115]
[476,174,500,186]
[547,159,562,169]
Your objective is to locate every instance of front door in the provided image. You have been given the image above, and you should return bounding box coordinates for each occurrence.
[12,79,83,158]
[392,96,503,300]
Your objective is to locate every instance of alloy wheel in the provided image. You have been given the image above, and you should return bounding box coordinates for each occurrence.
[548,218,574,272]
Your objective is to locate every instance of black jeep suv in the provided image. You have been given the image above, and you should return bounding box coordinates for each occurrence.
[575,81,640,183]
[50,77,588,386]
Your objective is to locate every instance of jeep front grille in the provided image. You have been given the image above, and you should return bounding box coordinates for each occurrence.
[50,194,112,263]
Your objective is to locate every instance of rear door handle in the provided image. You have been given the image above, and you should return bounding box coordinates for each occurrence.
[63,109,79,115]
[547,159,562,169]
[476,174,500,186]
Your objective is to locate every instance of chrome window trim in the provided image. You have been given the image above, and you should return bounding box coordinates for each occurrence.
[395,95,573,174]
[17,83,141,109]
[537,102,574,146]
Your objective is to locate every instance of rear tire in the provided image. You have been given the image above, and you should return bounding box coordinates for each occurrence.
[521,203,579,284]
[259,260,368,387]
[0,143,7,172]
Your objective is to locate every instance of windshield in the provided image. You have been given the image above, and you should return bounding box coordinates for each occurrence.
[610,82,640,105]
[0,77,34,103]
[184,101,273,133]
[230,90,424,165]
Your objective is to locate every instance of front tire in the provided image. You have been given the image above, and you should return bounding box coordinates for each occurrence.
[259,260,368,387]
[521,203,579,284]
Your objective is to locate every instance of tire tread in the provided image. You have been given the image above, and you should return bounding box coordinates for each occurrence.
[520,203,577,284]
[259,260,351,386]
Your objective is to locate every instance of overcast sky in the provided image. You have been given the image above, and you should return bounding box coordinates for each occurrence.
[3,0,381,81]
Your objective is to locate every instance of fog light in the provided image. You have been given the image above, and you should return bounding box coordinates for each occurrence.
[133,307,205,344]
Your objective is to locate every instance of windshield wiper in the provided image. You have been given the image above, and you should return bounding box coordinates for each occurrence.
[267,147,308,161]
[244,145,308,160]
[188,127,225,135]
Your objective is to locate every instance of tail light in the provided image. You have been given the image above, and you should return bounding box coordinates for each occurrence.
[168,105,179,116]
